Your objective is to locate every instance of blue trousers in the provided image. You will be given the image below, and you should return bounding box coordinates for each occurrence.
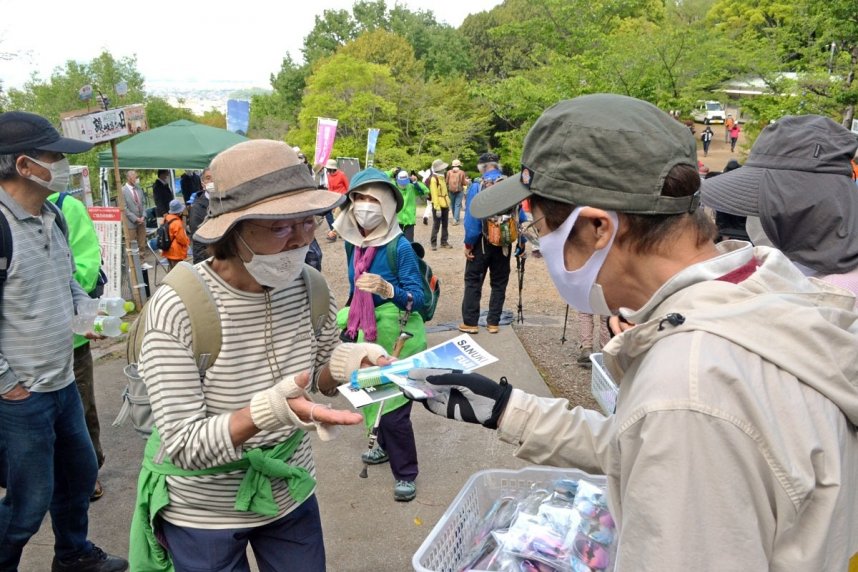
[160,495,326,572]
[0,382,97,569]
[449,191,464,223]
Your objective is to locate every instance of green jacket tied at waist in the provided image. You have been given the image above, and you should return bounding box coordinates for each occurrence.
[129,427,314,572]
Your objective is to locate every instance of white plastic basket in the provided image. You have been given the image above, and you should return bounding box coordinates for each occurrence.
[590,353,618,415]
[412,466,608,572]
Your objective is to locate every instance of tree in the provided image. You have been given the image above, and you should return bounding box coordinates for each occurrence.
[144,97,194,128]
[295,53,398,164]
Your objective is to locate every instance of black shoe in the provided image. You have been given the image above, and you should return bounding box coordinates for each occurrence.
[422,217,428,225]
[52,546,128,572]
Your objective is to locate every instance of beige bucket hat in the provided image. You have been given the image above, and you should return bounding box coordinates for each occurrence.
[194,140,345,244]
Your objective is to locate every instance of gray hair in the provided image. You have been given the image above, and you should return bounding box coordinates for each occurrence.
[0,149,43,181]
[126,170,137,180]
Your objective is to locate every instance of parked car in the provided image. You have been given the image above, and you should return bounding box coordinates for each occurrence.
[691,100,726,124]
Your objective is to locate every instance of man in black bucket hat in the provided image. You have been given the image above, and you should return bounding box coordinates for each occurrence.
[0,111,129,571]
[406,95,858,570]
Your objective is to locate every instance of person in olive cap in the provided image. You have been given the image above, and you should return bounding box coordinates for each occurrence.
[0,111,128,571]
[332,167,427,501]
[406,95,858,570]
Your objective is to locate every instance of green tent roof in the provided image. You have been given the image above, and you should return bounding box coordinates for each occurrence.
[97,120,247,169]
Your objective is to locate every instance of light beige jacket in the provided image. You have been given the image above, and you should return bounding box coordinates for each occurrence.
[499,242,858,571]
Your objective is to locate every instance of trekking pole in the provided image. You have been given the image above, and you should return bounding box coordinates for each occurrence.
[359,300,413,479]
[560,305,569,344]
[515,248,526,324]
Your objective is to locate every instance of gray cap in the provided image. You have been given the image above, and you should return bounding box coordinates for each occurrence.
[702,115,858,274]
[471,94,700,218]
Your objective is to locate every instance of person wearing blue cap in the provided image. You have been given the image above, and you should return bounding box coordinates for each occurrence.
[0,111,128,571]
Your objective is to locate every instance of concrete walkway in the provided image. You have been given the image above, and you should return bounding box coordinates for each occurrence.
[15,327,553,571]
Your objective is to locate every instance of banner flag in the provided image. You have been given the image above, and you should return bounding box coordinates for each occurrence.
[314,117,339,167]
[365,128,380,167]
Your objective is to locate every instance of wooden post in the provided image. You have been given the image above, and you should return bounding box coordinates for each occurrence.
[111,139,143,309]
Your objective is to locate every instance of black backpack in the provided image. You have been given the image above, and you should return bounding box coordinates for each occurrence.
[155,218,174,251]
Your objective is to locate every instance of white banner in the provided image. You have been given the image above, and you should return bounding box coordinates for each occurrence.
[87,207,123,299]
[62,108,130,144]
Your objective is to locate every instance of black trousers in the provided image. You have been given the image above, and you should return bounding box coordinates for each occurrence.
[462,240,511,327]
[430,208,449,246]
[400,224,415,243]
[377,401,418,481]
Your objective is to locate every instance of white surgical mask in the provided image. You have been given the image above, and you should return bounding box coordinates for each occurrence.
[238,234,308,289]
[353,202,385,230]
[204,182,214,200]
[22,156,70,194]
[538,207,618,315]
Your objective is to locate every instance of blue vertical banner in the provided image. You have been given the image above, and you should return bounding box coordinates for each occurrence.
[365,128,380,167]
[226,100,251,135]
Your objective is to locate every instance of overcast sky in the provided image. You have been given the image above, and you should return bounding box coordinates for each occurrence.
[0,0,501,91]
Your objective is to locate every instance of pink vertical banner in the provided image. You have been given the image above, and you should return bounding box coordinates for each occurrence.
[314,117,339,167]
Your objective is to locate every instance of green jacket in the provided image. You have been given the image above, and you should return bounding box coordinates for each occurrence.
[129,428,315,572]
[48,192,102,349]
[396,181,429,227]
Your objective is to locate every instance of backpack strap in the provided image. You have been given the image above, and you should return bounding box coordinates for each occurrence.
[45,200,69,240]
[302,264,329,338]
[0,209,10,308]
[55,192,69,209]
[162,261,222,372]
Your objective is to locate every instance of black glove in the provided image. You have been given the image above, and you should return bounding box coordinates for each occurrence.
[406,368,512,429]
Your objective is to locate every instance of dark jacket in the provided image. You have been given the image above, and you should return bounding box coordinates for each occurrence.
[188,193,210,264]
[153,179,173,217]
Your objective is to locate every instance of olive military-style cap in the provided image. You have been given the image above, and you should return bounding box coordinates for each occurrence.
[471,94,700,218]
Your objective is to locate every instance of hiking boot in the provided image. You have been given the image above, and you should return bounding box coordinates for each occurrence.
[431,244,438,251]
[458,323,479,334]
[52,545,128,572]
[361,447,389,465]
[486,324,500,334]
[394,480,417,502]
[577,346,593,367]
[441,243,453,249]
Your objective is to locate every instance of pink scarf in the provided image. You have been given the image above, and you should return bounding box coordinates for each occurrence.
[347,246,378,341]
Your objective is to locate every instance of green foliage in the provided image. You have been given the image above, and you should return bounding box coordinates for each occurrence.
[144,97,194,128]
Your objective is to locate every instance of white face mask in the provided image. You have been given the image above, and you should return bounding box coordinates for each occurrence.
[353,202,385,231]
[238,234,308,289]
[21,156,70,194]
[204,182,214,200]
[538,207,618,315]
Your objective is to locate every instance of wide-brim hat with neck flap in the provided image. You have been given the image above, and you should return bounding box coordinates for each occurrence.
[194,140,345,243]
[344,167,404,212]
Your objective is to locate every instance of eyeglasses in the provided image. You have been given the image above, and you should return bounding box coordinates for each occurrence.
[519,216,545,243]
[245,217,316,239]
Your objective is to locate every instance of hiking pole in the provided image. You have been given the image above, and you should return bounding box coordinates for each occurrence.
[560,305,569,344]
[359,302,413,479]
[515,248,526,324]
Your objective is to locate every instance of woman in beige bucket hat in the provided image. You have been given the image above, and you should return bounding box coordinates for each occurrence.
[132,140,394,570]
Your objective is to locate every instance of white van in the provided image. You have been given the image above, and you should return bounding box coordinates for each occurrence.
[691,101,726,124]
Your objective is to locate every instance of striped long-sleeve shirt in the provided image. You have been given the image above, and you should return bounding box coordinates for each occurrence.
[138,261,339,528]
[0,187,89,395]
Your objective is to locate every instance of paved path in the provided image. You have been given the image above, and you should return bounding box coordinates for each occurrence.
[14,327,555,571]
